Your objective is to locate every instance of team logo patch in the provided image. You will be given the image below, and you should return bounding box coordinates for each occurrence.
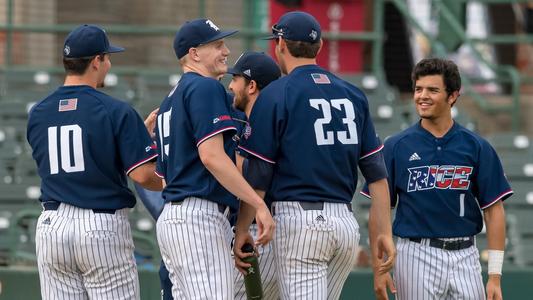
[407,165,473,192]
[213,115,231,124]
[63,45,70,56]
[205,19,220,31]
[58,98,78,112]
[243,124,252,139]
[309,30,318,41]
[311,73,331,84]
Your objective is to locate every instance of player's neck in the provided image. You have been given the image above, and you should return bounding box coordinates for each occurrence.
[182,63,219,79]
[420,117,454,138]
[64,74,97,88]
[285,57,317,74]
[244,95,258,118]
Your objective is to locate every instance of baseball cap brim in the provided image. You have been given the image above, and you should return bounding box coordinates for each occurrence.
[226,67,241,75]
[106,44,125,54]
[200,30,238,46]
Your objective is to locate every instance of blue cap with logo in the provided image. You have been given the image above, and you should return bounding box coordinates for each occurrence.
[63,24,125,58]
[267,11,321,43]
[174,18,238,59]
[227,51,281,89]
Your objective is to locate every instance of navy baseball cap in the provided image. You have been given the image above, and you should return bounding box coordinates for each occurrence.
[266,11,321,43]
[174,18,238,59]
[227,51,281,89]
[63,24,124,58]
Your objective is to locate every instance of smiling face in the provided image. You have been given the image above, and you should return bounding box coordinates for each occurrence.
[196,39,230,78]
[228,75,250,112]
[414,74,458,121]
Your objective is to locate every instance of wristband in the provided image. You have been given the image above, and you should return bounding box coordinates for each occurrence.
[488,250,504,275]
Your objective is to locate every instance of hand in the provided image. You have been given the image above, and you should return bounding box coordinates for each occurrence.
[376,235,396,274]
[254,205,275,246]
[144,108,159,139]
[486,274,502,300]
[373,272,396,300]
[233,229,256,275]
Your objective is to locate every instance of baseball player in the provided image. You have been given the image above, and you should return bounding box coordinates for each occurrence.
[227,51,282,300]
[234,11,395,300]
[154,19,275,299]
[361,58,513,300]
[27,24,163,300]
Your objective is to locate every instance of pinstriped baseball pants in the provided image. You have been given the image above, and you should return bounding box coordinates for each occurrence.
[234,223,280,300]
[36,203,139,300]
[271,201,360,300]
[157,197,234,300]
[395,237,485,300]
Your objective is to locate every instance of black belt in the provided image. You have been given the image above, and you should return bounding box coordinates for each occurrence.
[272,201,353,215]
[42,201,116,214]
[171,201,227,214]
[408,237,474,251]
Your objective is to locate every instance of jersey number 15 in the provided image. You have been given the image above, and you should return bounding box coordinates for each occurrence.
[309,98,358,145]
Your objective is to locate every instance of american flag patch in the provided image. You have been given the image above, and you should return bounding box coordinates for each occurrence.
[58,98,78,112]
[311,73,331,84]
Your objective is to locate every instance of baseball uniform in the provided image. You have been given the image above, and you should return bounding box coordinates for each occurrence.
[27,25,156,300]
[154,69,240,299]
[239,62,386,299]
[361,121,513,299]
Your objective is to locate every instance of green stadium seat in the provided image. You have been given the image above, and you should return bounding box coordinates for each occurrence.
[0,70,60,103]
[135,72,180,116]
[100,73,137,104]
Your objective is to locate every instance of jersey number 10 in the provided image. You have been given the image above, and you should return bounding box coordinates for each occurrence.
[48,125,85,174]
[309,98,358,145]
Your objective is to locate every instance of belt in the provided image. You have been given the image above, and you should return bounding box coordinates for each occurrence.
[408,237,474,251]
[171,201,227,214]
[42,201,116,214]
[272,201,353,215]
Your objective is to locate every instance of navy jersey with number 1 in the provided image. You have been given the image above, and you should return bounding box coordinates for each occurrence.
[239,65,385,203]
[361,121,513,238]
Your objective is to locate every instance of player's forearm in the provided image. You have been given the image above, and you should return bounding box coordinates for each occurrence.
[129,162,164,191]
[235,201,256,232]
[199,138,266,210]
[484,201,506,251]
[368,179,393,267]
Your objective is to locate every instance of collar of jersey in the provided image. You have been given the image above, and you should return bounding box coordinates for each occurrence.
[415,120,459,143]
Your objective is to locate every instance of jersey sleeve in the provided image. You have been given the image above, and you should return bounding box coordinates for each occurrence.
[475,140,514,209]
[187,80,237,147]
[359,95,384,160]
[154,131,165,179]
[114,105,158,175]
[238,87,283,164]
[360,138,398,208]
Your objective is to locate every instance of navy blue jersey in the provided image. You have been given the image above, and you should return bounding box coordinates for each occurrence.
[239,65,384,204]
[27,85,157,210]
[154,72,239,210]
[361,121,513,238]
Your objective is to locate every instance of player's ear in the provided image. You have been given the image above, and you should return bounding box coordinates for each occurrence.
[448,90,460,107]
[188,47,201,62]
[90,55,101,70]
[317,38,324,55]
[248,80,258,95]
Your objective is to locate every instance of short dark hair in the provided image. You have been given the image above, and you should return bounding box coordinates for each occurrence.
[62,54,104,75]
[411,58,461,95]
[284,39,320,59]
